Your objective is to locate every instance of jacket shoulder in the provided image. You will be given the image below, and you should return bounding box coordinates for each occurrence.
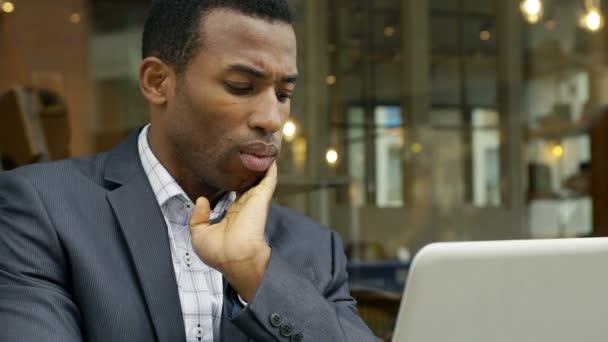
[1,152,110,189]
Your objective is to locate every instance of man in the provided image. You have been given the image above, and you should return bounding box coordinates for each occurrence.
[0,1,378,341]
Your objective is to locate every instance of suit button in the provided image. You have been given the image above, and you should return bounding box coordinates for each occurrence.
[291,332,304,342]
[270,313,282,327]
[280,323,293,337]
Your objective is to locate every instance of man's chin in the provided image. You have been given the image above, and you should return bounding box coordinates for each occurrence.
[224,171,264,194]
[238,173,265,193]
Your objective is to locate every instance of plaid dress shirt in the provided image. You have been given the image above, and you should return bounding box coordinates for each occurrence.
[138,124,236,342]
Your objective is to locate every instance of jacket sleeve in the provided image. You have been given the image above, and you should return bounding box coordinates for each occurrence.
[224,231,380,342]
[0,171,83,342]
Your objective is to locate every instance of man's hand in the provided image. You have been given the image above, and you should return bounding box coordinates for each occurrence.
[189,163,278,301]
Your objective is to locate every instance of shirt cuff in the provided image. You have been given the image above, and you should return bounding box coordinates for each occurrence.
[237,294,249,307]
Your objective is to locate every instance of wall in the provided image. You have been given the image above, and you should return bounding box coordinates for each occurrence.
[0,0,92,157]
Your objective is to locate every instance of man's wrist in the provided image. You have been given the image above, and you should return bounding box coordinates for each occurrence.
[222,246,271,302]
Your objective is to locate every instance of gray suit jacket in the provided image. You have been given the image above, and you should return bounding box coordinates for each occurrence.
[0,129,378,342]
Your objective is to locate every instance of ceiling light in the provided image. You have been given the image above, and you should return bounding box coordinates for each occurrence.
[326,148,338,165]
[70,12,81,24]
[480,30,491,41]
[580,2,604,32]
[551,144,564,158]
[2,1,15,13]
[326,75,337,86]
[282,120,297,142]
[520,0,543,24]
[411,143,423,154]
[384,26,396,37]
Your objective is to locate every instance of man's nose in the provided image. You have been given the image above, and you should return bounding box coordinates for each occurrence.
[248,89,286,135]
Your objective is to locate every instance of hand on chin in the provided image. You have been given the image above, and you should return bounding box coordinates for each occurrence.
[188,162,277,301]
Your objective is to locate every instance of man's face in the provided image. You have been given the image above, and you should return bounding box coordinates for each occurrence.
[165,9,297,193]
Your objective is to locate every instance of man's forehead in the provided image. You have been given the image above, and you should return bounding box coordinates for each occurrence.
[198,9,297,75]
[201,8,296,48]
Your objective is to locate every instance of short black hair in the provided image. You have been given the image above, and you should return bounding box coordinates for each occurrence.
[142,0,295,75]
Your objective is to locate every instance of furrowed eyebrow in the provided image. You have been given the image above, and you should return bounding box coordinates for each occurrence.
[228,64,267,79]
[228,64,298,84]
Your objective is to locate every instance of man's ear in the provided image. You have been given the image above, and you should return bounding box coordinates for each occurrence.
[139,57,174,106]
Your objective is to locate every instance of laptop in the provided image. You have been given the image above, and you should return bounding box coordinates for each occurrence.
[391,238,608,342]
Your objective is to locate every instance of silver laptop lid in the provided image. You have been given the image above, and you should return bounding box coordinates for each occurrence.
[392,238,608,342]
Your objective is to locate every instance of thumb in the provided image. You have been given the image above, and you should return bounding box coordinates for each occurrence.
[189,196,211,227]
[251,162,278,201]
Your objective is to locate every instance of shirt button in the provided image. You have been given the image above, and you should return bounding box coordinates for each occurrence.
[194,326,203,337]
[291,332,304,342]
[270,313,282,327]
[184,254,193,266]
[280,322,293,337]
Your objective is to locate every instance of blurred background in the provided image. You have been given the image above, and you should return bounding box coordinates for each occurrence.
[2,0,608,338]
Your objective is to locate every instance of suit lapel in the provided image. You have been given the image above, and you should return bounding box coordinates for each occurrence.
[104,129,186,342]
[220,309,250,342]
[103,129,279,342]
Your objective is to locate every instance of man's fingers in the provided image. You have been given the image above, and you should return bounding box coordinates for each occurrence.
[189,196,211,227]
[236,162,278,205]
[253,162,278,198]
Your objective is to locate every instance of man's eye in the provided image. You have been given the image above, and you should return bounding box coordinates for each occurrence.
[226,82,253,94]
[277,91,292,103]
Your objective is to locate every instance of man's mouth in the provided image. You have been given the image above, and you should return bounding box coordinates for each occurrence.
[239,143,278,172]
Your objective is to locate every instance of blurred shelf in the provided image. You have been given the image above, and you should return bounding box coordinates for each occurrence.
[276,175,350,196]
[527,121,589,140]
[527,192,590,201]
